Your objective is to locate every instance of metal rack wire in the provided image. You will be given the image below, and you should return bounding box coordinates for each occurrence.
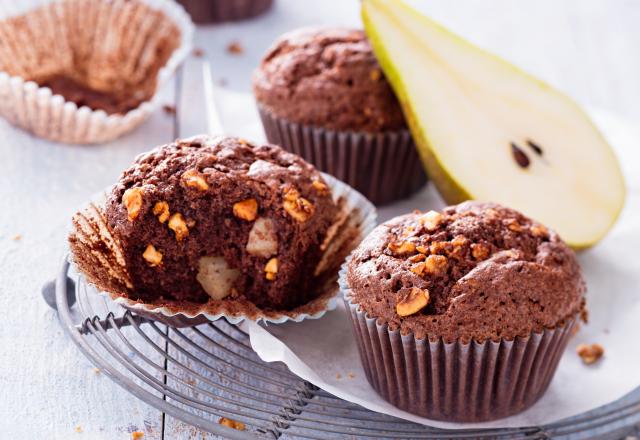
[46,257,640,439]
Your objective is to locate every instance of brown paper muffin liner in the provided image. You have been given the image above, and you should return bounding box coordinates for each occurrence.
[258,106,427,206]
[0,0,193,144]
[69,173,376,326]
[340,264,577,422]
[177,0,273,23]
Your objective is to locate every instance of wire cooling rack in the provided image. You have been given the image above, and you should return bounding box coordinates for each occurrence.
[44,256,640,440]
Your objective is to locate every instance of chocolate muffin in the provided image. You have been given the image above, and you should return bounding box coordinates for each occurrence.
[253,27,426,205]
[177,0,273,23]
[343,202,586,422]
[102,135,338,311]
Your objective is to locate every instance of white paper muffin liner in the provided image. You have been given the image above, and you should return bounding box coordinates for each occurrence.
[0,0,194,144]
[70,173,377,325]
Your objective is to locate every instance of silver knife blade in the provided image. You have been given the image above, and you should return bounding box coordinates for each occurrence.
[176,58,224,138]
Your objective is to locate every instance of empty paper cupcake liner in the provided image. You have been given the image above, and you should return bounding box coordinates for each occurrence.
[0,0,194,144]
[177,0,273,23]
[339,263,577,422]
[258,106,427,206]
[70,173,377,326]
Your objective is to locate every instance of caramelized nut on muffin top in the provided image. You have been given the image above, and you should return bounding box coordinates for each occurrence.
[346,202,586,342]
[105,136,338,310]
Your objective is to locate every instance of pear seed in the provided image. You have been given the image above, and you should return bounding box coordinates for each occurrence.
[511,142,530,168]
[526,139,544,156]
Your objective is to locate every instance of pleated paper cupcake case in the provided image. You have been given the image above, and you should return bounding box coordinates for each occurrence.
[0,0,194,144]
[177,0,273,23]
[339,258,577,422]
[258,106,427,206]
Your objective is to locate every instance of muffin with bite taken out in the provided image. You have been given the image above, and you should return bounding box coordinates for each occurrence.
[74,135,339,312]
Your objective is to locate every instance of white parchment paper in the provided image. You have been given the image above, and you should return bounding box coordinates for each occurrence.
[239,104,640,429]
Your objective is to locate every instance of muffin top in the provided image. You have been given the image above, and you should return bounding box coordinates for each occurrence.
[104,135,338,310]
[253,27,407,133]
[346,202,586,342]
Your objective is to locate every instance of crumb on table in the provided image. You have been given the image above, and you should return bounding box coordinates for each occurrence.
[226,41,244,55]
[74,425,82,433]
[576,343,604,365]
[192,48,205,57]
[219,417,245,431]
[132,431,144,440]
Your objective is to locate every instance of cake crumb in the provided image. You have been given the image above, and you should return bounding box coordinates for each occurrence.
[12,234,22,241]
[74,425,82,433]
[192,47,205,57]
[335,373,342,380]
[347,372,355,379]
[577,343,604,365]
[226,41,244,55]
[162,104,176,116]
[580,308,589,323]
[131,431,144,440]
[571,322,581,336]
[219,417,245,431]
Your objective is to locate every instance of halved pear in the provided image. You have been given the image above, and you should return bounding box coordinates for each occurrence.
[362,0,625,248]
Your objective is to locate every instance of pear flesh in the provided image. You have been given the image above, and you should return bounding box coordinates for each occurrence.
[362,0,625,248]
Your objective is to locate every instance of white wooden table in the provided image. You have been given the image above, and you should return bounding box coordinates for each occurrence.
[1,1,639,438]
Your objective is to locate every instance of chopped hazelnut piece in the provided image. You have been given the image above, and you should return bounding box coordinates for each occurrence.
[182,169,209,191]
[410,262,426,276]
[152,201,170,223]
[142,245,162,267]
[283,189,315,222]
[233,198,258,221]
[168,213,189,241]
[506,219,523,232]
[424,255,448,275]
[401,225,416,238]
[396,287,430,317]
[312,180,329,195]
[419,210,443,231]
[451,235,467,247]
[472,243,491,260]
[531,223,549,238]
[387,241,416,256]
[430,241,448,255]
[408,253,426,263]
[416,245,429,254]
[219,417,245,431]
[576,343,604,365]
[265,257,279,281]
[484,208,499,219]
[122,187,143,221]
[370,69,382,82]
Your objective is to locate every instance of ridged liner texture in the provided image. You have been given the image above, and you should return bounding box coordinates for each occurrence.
[0,0,194,144]
[69,173,377,326]
[258,106,427,206]
[339,261,577,422]
[177,0,273,23]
